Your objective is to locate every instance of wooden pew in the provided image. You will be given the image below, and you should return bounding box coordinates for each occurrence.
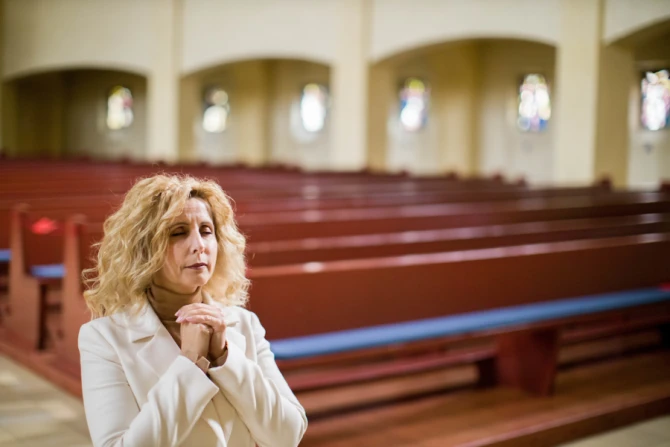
[248,213,670,266]
[0,194,121,250]
[5,204,111,349]
[247,233,670,340]
[236,185,613,213]
[59,216,100,372]
[274,289,670,401]
[0,161,509,200]
[6,204,63,350]
[240,193,670,242]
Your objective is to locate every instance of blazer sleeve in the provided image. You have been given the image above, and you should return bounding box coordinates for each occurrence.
[79,323,219,447]
[207,312,308,447]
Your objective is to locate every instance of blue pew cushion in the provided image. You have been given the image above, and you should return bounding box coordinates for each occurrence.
[0,249,10,263]
[269,287,670,360]
[30,264,66,280]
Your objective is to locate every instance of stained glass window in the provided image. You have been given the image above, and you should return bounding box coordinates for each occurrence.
[203,87,230,133]
[517,74,550,132]
[641,70,670,131]
[399,78,429,132]
[300,83,328,132]
[106,86,134,130]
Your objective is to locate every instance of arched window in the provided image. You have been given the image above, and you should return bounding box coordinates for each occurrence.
[106,86,134,130]
[641,69,670,131]
[399,78,429,132]
[203,87,230,133]
[300,83,328,132]
[517,74,550,132]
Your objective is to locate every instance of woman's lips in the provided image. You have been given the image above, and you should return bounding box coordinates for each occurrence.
[187,263,207,269]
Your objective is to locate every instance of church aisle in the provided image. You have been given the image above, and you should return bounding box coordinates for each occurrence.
[0,354,91,447]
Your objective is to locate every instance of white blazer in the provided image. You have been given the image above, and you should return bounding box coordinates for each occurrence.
[78,294,307,447]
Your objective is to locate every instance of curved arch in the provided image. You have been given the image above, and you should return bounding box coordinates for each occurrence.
[4,62,149,83]
[182,52,332,78]
[373,32,557,64]
[181,0,338,77]
[370,0,559,64]
[373,36,556,67]
[4,0,154,83]
[604,5,670,45]
[182,56,331,80]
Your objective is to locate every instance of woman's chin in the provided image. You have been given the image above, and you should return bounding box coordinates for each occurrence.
[181,272,210,289]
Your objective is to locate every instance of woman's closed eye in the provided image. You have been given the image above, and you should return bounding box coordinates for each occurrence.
[169,224,213,237]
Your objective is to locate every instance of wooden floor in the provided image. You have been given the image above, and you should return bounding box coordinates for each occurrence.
[0,354,91,447]
[0,349,669,446]
[300,349,670,446]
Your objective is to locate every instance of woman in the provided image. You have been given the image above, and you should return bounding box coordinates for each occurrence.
[79,174,307,447]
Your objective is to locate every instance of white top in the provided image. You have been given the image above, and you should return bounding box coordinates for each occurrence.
[78,294,307,447]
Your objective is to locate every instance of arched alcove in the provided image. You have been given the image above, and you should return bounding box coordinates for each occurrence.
[368,38,556,183]
[179,59,331,170]
[3,68,147,160]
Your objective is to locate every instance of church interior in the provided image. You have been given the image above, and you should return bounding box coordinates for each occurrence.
[2,0,670,445]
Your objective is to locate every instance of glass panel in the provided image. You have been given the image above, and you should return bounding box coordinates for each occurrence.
[517,74,550,132]
[107,86,134,130]
[641,69,670,131]
[399,78,429,132]
[300,83,328,133]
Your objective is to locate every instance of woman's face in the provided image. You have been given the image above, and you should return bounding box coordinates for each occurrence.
[153,198,218,294]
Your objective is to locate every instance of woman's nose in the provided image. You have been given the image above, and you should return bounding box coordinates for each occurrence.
[190,233,206,253]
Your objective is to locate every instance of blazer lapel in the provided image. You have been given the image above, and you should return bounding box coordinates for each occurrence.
[124,303,181,382]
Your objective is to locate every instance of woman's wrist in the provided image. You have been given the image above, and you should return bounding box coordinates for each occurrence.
[209,331,227,358]
[182,349,211,373]
[210,340,229,367]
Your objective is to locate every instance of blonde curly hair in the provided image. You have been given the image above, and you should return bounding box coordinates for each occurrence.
[83,174,249,318]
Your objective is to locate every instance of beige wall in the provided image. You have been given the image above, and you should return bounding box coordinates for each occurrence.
[370,0,560,63]
[381,43,478,176]
[6,72,64,157]
[268,60,331,170]
[180,0,338,75]
[4,70,146,159]
[3,0,153,80]
[627,32,670,188]
[478,40,556,184]
[180,65,239,164]
[374,40,554,181]
[63,71,147,160]
[603,0,670,44]
[180,60,330,168]
[3,0,670,183]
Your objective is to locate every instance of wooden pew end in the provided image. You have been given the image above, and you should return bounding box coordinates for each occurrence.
[496,328,560,396]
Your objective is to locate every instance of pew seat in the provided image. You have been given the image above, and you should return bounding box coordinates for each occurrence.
[274,287,670,397]
[31,264,65,280]
[272,288,670,360]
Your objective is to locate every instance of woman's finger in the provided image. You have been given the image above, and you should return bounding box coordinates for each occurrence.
[175,303,210,316]
[177,307,223,321]
[181,314,226,331]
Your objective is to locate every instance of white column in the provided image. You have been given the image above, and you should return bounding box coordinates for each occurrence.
[367,63,393,172]
[330,0,372,171]
[146,0,181,163]
[437,42,478,176]
[594,44,635,186]
[553,0,603,185]
[234,61,270,167]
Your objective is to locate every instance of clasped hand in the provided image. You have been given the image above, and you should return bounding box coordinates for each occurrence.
[176,304,228,363]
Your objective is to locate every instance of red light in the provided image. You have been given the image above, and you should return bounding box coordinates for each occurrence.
[32,218,58,235]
